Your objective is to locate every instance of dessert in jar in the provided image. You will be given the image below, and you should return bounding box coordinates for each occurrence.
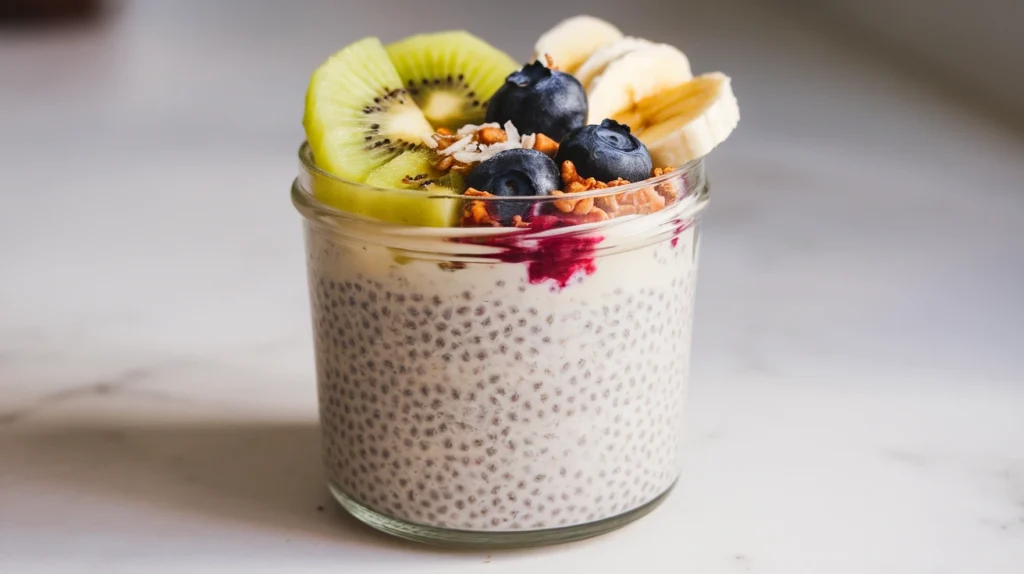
[292,14,740,547]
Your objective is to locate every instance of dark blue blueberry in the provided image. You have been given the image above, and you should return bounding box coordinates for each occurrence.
[554,119,652,183]
[485,61,587,142]
[465,148,561,225]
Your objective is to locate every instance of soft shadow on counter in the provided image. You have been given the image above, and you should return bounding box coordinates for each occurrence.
[2,419,481,558]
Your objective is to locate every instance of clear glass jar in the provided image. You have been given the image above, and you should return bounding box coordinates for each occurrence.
[292,143,710,548]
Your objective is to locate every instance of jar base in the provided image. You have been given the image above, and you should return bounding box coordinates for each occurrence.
[328,479,675,549]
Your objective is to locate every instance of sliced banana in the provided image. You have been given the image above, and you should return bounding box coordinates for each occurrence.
[573,37,653,89]
[586,43,693,124]
[533,15,623,74]
[619,72,739,165]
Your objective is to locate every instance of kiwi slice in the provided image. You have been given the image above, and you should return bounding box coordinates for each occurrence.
[386,31,519,130]
[303,37,435,183]
[360,151,462,227]
[365,150,466,192]
[364,149,438,189]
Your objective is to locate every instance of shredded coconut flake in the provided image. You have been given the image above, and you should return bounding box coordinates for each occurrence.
[490,141,519,154]
[421,135,438,149]
[503,121,520,145]
[439,135,474,156]
[431,121,541,166]
[453,150,481,164]
[457,122,499,136]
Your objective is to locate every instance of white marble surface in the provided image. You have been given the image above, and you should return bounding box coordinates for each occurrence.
[2,1,1024,572]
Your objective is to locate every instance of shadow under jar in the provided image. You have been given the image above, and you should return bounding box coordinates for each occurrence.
[292,143,710,548]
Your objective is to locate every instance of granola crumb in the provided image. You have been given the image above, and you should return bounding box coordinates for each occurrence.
[532,133,559,157]
[652,166,680,200]
[560,160,579,188]
[544,54,558,70]
[572,196,595,215]
[641,187,666,210]
[594,194,619,213]
[450,162,474,174]
[461,188,500,227]
[551,190,575,213]
[571,207,609,223]
[477,127,507,145]
[566,179,590,194]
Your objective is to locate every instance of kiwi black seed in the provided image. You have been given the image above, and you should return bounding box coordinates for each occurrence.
[303,36,435,183]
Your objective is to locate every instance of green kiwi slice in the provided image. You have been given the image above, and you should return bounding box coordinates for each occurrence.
[386,31,519,130]
[303,37,434,183]
[355,151,462,227]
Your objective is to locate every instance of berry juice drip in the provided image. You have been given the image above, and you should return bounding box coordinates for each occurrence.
[493,215,601,289]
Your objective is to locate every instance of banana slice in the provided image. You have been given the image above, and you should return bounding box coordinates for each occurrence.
[574,37,654,89]
[618,72,739,165]
[586,43,693,124]
[533,15,623,74]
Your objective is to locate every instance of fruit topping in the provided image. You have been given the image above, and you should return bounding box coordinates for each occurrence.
[386,31,518,130]
[555,119,652,182]
[533,15,623,74]
[303,37,434,184]
[315,150,460,227]
[300,16,738,229]
[614,72,739,166]
[364,149,440,190]
[585,43,692,124]
[573,37,654,89]
[485,61,587,142]
[464,148,561,225]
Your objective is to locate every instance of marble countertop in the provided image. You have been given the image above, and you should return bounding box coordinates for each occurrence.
[2,1,1023,572]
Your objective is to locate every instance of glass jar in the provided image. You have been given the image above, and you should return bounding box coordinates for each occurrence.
[292,142,710,548]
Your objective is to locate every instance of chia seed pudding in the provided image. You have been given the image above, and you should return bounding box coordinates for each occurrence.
[304,197,703,532]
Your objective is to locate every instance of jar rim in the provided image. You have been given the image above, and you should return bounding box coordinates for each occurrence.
[296,141,705,204]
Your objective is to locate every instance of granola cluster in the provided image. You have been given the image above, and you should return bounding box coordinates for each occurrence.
[460,188,499,227]
[460,161,679,227]
[550,161,680,221]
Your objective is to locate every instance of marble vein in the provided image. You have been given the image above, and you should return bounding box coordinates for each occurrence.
[0,362,192,427]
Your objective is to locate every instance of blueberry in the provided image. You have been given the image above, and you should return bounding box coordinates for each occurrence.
[554,119,652,183]
[485,61,587,142]
[465,149,561,225]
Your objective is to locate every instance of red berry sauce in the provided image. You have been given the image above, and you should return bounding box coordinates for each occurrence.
[491,215,602,289]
